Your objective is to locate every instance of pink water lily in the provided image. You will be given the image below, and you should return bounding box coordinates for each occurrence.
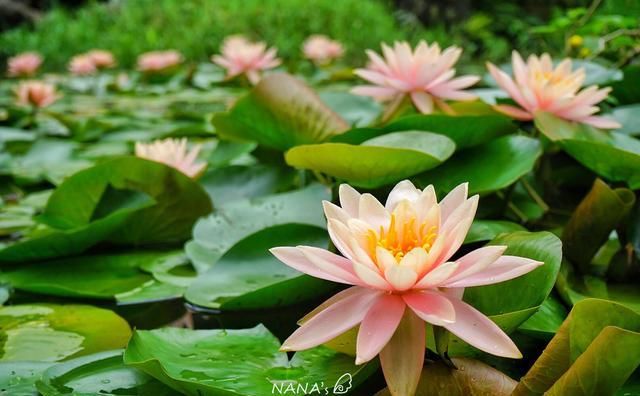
[86,49,116,69]
[212,35,281,84]
[487,51,620,129]
[303,35,344,65]
[69,55,97,76]
[7,52,42,77]
[135,138,206,178]
[14,81,60,108]
[137,50,183,73]
[271,181,543,396]
[352,41,480,114]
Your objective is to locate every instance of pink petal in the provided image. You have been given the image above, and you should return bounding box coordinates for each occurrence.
[445,255,543,287]
[298,246,363,284]
[384,265,418,291]
[298,285,368,324]
[281,287,381,351]
[353,260,391,289]
[354,68,388,85]
[580,115,622,130]
[356,294,406,364]
[443,297,522,358]
[486,62,530,110]
[414,261,459,288]
[322,200,351,224]
[269,246,357,285]
[439,183,468,221]
[403,290,456,325]
[359,193,390,231]
[339,184,361,217]
[351,85,397,100]
[511,51,528,86]
[385,180,421,211]
[494,104,533,120]
[410,91,434,113]
[379,310,425,396]
[445,245,507,283]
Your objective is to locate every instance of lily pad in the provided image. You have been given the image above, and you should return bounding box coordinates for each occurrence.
[0,304,131,362]
[416,135,542,195]
[465,220,527,244]
[0,361,54,396]
[610,104,640,136]
[186,184,329,273]
[286,131,455,188]
[319,90,382,127]
[36,350,173,396]
[213,73,349,150]
[123,325,374,396]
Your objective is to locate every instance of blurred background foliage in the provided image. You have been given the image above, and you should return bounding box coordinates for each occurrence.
[0,0,638,69]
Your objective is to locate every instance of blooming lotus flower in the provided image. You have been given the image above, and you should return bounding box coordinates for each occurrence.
[14,81,60,108]
[271,181,543,396]
[352,41,479,114]
[86,49,116,69]
[303,35,344,65]
[135,138,206,178]
[69,55,97,76]
[212,35,281,84]
[487,51,620,129]
[7,52,42,77]
[137,50,183,73]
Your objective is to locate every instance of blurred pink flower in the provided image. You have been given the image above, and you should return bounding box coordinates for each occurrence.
[7,52,42,77]
[69,55,97,76]
[86,49,116,69]
[14,80,60,108]
[137,50,183,73]
[212,35,281,84]
[487,51,620,129]
[271,181,542,396]
[303,35,344,65]
[352,41,479,114]
[135,138,206,178]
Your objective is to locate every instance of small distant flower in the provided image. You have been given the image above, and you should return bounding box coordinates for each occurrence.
[14,81,60,108]
[69,55,97,76]
[303,35,344,65]
[271,180,542,396]
[7,52,42,77]
[86,49,116,69]
[568,35,583,48]
[487,51,620,129]
[135,138,206,178]
[137,50,183,74]
[352,41,479,114]
[211,35,281,84]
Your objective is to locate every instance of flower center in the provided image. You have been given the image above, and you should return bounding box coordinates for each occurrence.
[367,213,438,262]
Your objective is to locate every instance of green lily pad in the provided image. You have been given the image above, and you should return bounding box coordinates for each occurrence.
[213,73,349,150]
[36,350,173,396]
[416,135,542,195]
[186,184,329,273]
[319,91,382,127]
[123,326,374,396]
[383,114,516,149]
[535,112,640,189]
[465,220,527,244]
[186,224,335,310]
[0,361,54,396]
[0,304,131,362]
[286,131,455,188]
[610,104,640,135]
[0,251,186,302]
[518,296,568,340]
[513,299,640,396]
[40,156,213,245]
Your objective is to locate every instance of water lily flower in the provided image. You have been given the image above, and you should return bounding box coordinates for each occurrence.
[271,181,543,396]
[137,50,183,73]
[7,52,42,77]
[352,41,479,114]
[69,54,97,76]
[303,35,344,65]
[487,51,620,129]
[14,81,60,108]
[86,49,116,69]
[135,138,206,178]
[211,35,281,84]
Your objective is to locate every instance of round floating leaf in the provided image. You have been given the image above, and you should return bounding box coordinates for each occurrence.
[519,296,568,340]
[0,304,131,362]
[186,224,335,310]
[465,220,527,244]
[464,231,563,316]
[0,361,53,396]
[535,112,640,189]
[416,135,542,195]
[123,326,374,396]
[40,156,213,245]
[610,104,640,136]
[186,184,329,273]
[383,114,516,149]
[319,91,382,127]
[286,131,455,188]
[36,350,173,396]
[213,73,349,150]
